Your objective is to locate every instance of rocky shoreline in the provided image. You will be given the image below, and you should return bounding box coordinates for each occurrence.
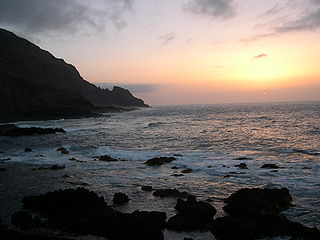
[0,159,319,240]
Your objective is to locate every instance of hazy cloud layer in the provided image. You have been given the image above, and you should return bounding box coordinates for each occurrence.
[158,32,176,45]
[0,0,133,34]
[184,0,234,18]
[275,9,320,33]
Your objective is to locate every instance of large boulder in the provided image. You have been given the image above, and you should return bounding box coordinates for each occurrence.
[210,187,320,240]
[144,157,176,166]
[22,188,166,240]
[167,196,217,231]
[113,192,129,205]
[223,187,293,216]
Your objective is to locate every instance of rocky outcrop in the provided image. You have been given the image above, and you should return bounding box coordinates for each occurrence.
[0,28,148,122]
[167,196,217,231]
[0,124,65,136]
[22,187,166,240]
[210,187,320,240]
[144,157,176,166]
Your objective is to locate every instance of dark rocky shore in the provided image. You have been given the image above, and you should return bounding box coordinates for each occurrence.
[0,160,319,240]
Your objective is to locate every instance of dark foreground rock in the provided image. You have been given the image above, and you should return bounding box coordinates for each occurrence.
[113,192,129,205]
[22,187,165,240]
[153,188,190,198]
[167,196,217,231]
[211,214,320,240]
[223,187,293,216]
[144,157,176,166]
[0,125,66,136]
[211,187,320,240]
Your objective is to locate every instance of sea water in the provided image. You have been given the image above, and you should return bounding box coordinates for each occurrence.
[0,102,319,239]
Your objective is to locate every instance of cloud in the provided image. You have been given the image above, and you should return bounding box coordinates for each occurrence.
[0,0,133,35]
[254,53,268,59]
[183,0,234,18]
[158,32,176,46]
[264,2,284,16]
[275,9,320,33]
[95,83,161,94]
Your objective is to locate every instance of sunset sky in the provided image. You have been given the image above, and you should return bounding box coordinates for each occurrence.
[1,0,320,105]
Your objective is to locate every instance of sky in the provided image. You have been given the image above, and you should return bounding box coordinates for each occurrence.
[1,0,320,106]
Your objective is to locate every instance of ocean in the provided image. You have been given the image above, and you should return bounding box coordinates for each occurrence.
[1,102,319,239]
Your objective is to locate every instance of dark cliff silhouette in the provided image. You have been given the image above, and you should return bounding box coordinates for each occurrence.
[0,28,148,122]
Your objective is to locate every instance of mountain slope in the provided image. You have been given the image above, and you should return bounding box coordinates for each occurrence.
[0,28,148,122]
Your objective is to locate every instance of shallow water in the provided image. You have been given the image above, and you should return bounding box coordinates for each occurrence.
[0,102,319,239]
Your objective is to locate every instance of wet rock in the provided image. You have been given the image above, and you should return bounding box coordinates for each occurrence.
[35,154,44,157]
[184,238,194,240]
[32,165,65,171]
[207,165,212,168]
[234,163,248,169]
[227,171,246,175]
[113,192,129,205]
[24,147,32,152]
[67,181,89,186]
[172,174,184,177]
[223,187,293,216]
[167,196,217,231]
[0,158,11,161]
[0,124,18,135]
[93,155,119,162]
[224,175,231,178]
[181,168,193,173]
[69,158,77,161]
[153,188,190,198]
[57,147,69,154]
[141,186,153,191]
[171,166,179,169]
[2,126,65,136]
[23,187,110,219]
[0,168,7,172]
[209,187,320,240]
[271,170,279,172]
[144,157,176,166]
[211,214,320,240]
[11,211,40,229]
[261,164,279,169]
[22,188,165,240]
[173,154,183,157]
[233,157,252,160]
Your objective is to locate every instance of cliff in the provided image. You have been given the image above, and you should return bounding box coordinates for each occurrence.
[0,28,148,122]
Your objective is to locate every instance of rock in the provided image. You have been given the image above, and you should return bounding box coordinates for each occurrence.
[172,174,184,177]
[24,147,32,152]
[141,186,153,191]
[57,147,69,154]
[271,170,279,172]
[211,214,320,240]
[181,168,193,173]
[227,171,246,175]
[35,154,44,157]
[93,155,119,162]
[32,165,65,171]
[233,157,252,160]
[210,187,320,240]
[113,192,129,205]
[11,211,35,229]
[3,127,66,137]
[62,175,71,178]
[171,166,179,169]
[144,157,176,166]
[22,188,165,240]
[224,175,231,178]
[261,163,279,169]
[69,158,77,161]
[153,189,190,198]
[173,154,183,157]
[167,196,217,231]
[0,158,11,161]
[223,187,293,216]
[235,163,248,169]
[184,238,194,240]
[0,124,19,135]
[0,168,7,172]
[67,181,89,186]
[207,165,212,168]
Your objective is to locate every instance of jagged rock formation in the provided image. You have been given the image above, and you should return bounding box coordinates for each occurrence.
[0,28,148,122]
